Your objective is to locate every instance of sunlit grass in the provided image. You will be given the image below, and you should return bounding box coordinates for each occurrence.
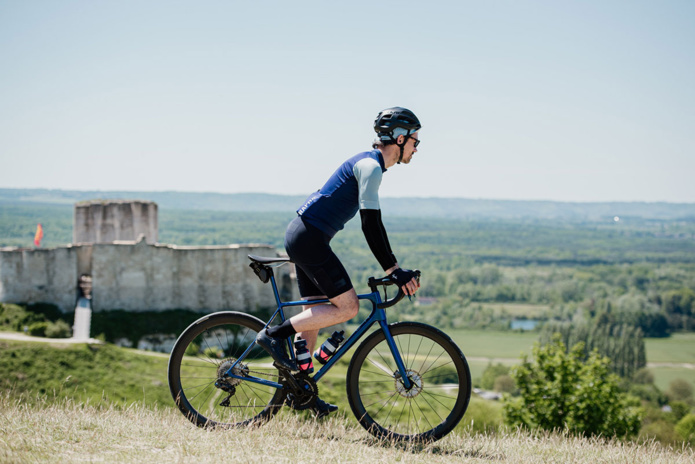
[1,392,692,464]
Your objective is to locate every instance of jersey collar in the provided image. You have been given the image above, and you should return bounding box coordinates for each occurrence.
[375,150,387,173]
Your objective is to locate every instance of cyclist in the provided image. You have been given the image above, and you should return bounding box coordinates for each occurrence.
[256,107,422,417]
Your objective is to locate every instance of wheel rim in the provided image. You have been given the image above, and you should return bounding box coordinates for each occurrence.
[172,318,283,426]
[352,328,469,439]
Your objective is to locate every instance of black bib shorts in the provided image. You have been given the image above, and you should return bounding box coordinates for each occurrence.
[284,216,353,299]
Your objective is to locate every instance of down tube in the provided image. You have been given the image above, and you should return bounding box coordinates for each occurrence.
[378,320,413,389]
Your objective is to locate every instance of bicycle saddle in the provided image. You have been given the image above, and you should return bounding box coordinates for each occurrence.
[248,254,292,265]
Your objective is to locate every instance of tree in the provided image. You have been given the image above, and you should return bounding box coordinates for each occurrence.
[539,319,646,378]
[666,379,694,404]
[480,363,510,390]
[503,335,642,438]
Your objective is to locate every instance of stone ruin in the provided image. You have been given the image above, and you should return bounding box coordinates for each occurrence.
[0,200,295,348]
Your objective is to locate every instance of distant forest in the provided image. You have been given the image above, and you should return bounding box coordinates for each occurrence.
[3,187,695,220]
[1,188,694,338]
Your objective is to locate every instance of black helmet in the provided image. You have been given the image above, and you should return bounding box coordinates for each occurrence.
[373,107,421,137]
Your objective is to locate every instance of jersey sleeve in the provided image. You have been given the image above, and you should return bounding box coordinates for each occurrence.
[353,158,383,210]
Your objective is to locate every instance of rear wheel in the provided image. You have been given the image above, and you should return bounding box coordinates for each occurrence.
[167,312,285,428]
[346,322,471,441]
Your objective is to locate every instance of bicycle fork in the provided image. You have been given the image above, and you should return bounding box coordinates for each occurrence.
[379,320,413,390]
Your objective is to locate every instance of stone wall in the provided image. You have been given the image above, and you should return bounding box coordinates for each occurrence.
[73,200,158,245]
[0,247,79,311]
[90,239,290,311]
[0,240,294,312]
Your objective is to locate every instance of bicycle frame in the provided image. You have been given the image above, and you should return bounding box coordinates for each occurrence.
[223,268,413,390]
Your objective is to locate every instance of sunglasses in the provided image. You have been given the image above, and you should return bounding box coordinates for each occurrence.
[410,137,421,148]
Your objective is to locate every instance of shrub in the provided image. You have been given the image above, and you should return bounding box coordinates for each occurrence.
[203,347,223,358]
[503,335,642,439]
[675,414,695,444]
[632,368,655,385]
[184,342,200,356]
[428,364,459,384]
[639,420,683,446]
[666,379,694,403]
[481,363,510,390]
[0,303,47,331]
[665,401,691,424]
[45,320,72,338]
[493,374,516,393]
[28,322,49,337]
[629,383,667,406]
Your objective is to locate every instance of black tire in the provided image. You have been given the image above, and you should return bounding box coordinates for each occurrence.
[167,311,286,428]
[346,322,471,441]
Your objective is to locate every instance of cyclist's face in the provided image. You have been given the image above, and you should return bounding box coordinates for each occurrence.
[401,132,419,164]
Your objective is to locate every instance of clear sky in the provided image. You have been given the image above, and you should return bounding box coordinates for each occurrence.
[1,1,693,203]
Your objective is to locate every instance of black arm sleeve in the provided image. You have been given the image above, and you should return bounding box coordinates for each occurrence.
[360,209,397,271]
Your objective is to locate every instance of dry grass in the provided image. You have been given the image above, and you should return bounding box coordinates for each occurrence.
[1,394,693,464]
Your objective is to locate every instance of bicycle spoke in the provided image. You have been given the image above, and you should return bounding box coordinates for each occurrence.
[349,324,470,441]
[169,314,284,429]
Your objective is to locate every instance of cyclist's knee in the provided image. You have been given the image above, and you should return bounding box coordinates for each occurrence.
[331,290,359,322]
[343,300,359,321]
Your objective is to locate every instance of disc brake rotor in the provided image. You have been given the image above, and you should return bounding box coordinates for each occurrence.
[394,369,423,398]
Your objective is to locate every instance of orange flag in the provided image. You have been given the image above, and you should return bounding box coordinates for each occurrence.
[34,223,44,247]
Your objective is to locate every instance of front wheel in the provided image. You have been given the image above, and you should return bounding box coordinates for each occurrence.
[167,311,286,428]
[346,322,471,441]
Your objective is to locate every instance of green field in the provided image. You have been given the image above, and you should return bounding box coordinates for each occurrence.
[448,329,538,360]
[445,329,695,390]
[644,333,695,363]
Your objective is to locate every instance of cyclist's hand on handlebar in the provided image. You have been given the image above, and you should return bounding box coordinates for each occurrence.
[389,268,421,297]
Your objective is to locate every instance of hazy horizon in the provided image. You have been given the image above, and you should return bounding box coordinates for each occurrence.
[4,186,695,207]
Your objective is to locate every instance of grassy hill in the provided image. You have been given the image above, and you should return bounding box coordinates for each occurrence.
[2,388,693,463]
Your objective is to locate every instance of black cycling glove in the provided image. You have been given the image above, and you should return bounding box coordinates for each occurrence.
[389,268,418,288]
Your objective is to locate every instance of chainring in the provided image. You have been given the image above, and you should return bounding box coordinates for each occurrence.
[284,375,318,411]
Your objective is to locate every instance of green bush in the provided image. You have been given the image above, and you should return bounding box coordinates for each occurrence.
[28,322,49,337]
[503,335,642,439]
[666,379,694,404]
[665,401,691,424]
[184,342,200,356]
[675,414,695,444]
[0,303,46,331]
[639,420,683,446]
[45,320,72,338]
[203,347,223,358]
[481,363,510,390]
[632,368,655,385]
[493,374,516,393]
[428,364,459,384]
[629,383,667,406]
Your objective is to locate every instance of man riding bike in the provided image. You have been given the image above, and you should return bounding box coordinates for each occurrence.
[255,107,422,417]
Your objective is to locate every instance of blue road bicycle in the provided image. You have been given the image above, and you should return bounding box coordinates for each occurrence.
[168,255,471,441]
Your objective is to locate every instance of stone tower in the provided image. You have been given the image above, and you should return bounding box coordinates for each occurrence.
[73,200,158,245]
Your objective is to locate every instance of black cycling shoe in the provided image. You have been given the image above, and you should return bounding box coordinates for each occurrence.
[312,397,338,419]
[255,328,297,372]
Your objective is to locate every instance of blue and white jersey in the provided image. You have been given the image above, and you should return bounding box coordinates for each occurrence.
[298,150,387,237]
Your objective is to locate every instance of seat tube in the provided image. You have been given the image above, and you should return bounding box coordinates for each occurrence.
[378,320,412,389]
